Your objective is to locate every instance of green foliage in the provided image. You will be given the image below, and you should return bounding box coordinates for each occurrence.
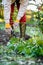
[38,10,43,32]
[0,22,5,30]
[27,5,43,33]
[32,5,43,33]
[0,36,43,58]
[0,0,2,2]
[8,36,43,57]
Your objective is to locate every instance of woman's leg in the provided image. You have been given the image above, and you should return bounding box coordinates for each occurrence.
[16,0,27,39]
[10,3,15,28]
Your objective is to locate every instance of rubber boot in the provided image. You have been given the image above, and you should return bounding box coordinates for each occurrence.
[20,22,31,40]
[19,22,26,40]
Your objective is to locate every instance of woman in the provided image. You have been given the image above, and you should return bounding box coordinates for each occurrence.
[3,0,28,40]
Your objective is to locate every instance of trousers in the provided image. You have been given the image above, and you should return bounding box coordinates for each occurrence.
[10,0,26,26]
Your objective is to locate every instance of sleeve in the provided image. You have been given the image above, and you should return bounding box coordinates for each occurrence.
[17,0,28,21]
[3,0,11,24]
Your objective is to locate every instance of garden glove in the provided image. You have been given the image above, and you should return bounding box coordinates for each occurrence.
[5,23,12,35]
